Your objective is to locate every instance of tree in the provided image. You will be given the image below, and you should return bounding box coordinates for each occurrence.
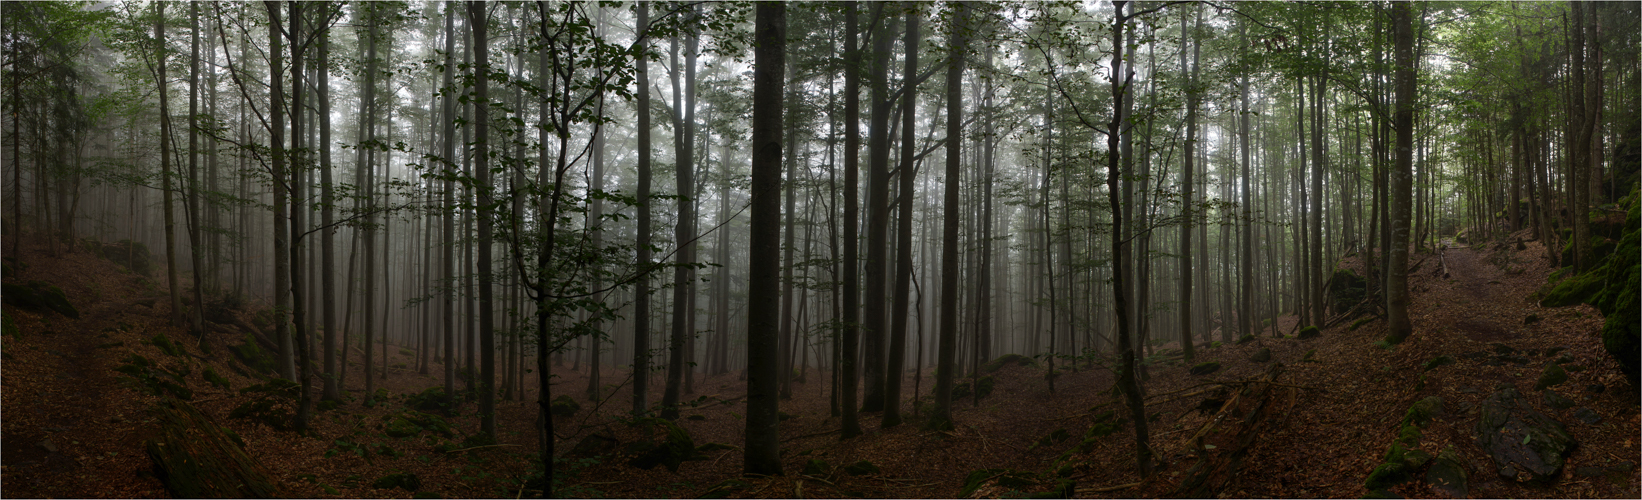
[464,0,496,439]
[745,0,785,478]
[860,4,894,414]
[839,1,863,440]
[662,7,700,420]
[1178,4,1200,361]
[928,0,966,432]
[1384,1,1415,344]
[633,1,654,417]
[883,2,918,429]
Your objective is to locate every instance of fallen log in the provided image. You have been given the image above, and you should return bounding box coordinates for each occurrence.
[144,398,288,498]
[1140,363,1288,498]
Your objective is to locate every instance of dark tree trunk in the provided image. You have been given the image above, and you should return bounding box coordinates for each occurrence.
[745,1,786,477]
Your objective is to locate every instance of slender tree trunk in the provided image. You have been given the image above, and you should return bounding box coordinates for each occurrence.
[1179,5,1200,361]
[464,0,496,438]
[156,3,184,330]
[861,6,896,414]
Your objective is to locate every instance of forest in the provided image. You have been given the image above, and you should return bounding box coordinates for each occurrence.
[1,1,1638,498]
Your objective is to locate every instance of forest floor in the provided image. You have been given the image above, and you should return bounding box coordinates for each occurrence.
[1,233,1638,498]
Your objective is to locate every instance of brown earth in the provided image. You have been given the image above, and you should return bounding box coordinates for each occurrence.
[2,234,1637,498]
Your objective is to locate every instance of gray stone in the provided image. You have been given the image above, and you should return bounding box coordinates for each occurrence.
[1542,390,1575,410]
[37,439,56,453]
[1250,348,1272,363]
[1473,387,1576,482]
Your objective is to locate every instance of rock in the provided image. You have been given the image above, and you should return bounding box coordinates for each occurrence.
[567,432,618,458]
[1456,386,1480,394]
[1573,407,1602,425]
[1424,446,1469,498]
[1535,363,1568,390]
[696,442,736,453]
[686,414,706,421]
[1403,396,1443,427]
[37,439,57,453]
[1361,489,1403,499]
[1586,384,1606,394]
[1189,362,1221,376]
[627,418,695,472]
[1250,348,1272,363]
[384,417,421,438]
[1523,314,1541,325]
[1490,343,1516,355]
[1298,326,1321,340]
[1364,462,1411,490]
[1421,355,1455,371]
[373,473,421,492]
[1473,387,1576,482]
[1237,334,1256,345]
[550,395,580,417]
[981,354,1035,373]
[1,281,78,319]
[1575,466,1609,477]
[1402,449,1432,469]
[802,459,829,476]
[1542,390,1575,410]
[844,460,880,476]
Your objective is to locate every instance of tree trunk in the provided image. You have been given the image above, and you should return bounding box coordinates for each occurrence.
[1385,1,1416,344]
[465,0,496,438]
[929,1,966,432]
[861,6,896,414]
[839,1,863,440]
[632,2,654,416]
[745,2,785,476]
[884,4,918,429]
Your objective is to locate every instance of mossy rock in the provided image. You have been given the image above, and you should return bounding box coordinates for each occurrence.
[1425,446,1469,498]
[1031,428,1071,450]
[1298,326,1321,340]
[951,375,996,401]
[627,418,695,472]
[1250,348,1272,363]
[1592,185,1641,385]
[1349,317,1374,331]
[844,460,880,476]
[228,334,278,375]
[802,459,830,476]
[1534,363,1568,390]
[1540,270,1604,308]
[1474,387,1576,482]
[1236,334,1256,345]
[383,417,422,438]
[1328,268,1369,316]
[1402,396,1443,427]
[1,281,78,319]
[1301,349,1318,362]
[1189,362,1221,376]
[567,432,619,458]
[1364,462,1412,490]
[1421,355,1455,372]
[202,368,231,390]
[149,333,183,357]
[550,395,580,417]
[404,386,455,413]
[100,239,153,276]
[373,473,421,492]
[981,353,1036,373]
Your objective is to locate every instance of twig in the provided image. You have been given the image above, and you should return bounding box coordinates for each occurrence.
[782,429,840,442]
[802,475,837,486]
[442,444,521,453]
[1077,482,1141,493]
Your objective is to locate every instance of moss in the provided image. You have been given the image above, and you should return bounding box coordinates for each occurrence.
[1593,185,1642,384]
[3,311,19,340]
[404,386,455,413]
[229,334,278,375]
[203,368,231,390]
[1402,396,1443,427]
[1302,349,1318,362]
[1535,363,1568,390]
[1421,355,1455,372]
[981,354,1035,373]
[1236,334,1256,345]
[843,460,880,476]
[802,459,829,476]
[383,417,421,438]
[1189,362,1221,376]
[1363,462,1411,490]
[372,473,421,492]
[1298,326,1321,339]
[1541,270,1605,307]
[1,281,78,319]
[149,333,182,357]
[1349,317,1374,331]
[550,395,581,417]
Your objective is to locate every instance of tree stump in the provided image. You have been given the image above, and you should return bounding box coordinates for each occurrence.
[144,398,287,498]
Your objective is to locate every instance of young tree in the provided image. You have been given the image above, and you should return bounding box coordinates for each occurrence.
[464,0,497,438]
[633,1,654,417]
[883,3,918,429]
[839,1,864,440]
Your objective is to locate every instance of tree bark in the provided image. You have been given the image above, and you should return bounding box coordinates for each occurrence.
[929,0,966,432]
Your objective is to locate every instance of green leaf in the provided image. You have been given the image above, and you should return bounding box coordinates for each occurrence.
[1522,434,1531,445]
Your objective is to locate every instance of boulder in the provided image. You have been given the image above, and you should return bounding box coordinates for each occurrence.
[1534,363,1568,390]
[627,418,695,472]
[1189,362,1221,376]
[1541,390,1574,410]
[1573,407,1602,425]
[567,432,618,458]
[1298,326,1321,340]
[981,354,1035,373]
[1424,446,1468,498]
[1,281,78,319]
[550,395,580,417]
[1473,387,1576,482]
[1250,348,1272,363]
